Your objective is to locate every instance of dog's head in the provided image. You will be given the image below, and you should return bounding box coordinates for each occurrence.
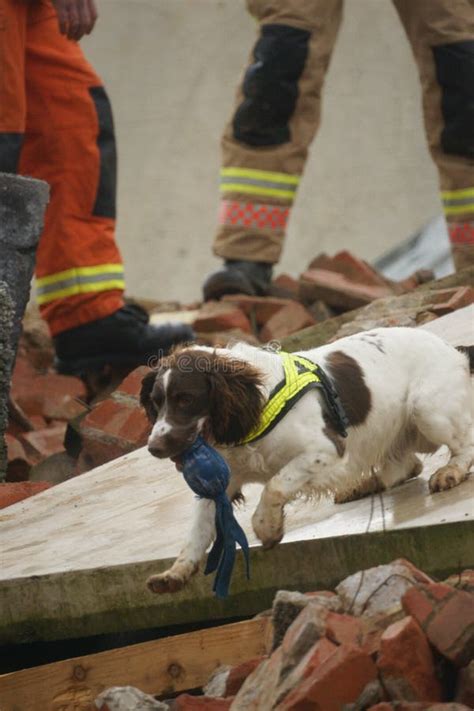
[140,348,265,460]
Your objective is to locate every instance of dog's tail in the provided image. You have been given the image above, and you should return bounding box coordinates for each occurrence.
[456,345,474,372]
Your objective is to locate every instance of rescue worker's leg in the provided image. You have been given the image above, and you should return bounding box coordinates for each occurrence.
[204,0,343,300]
[17,1,193,374]
[393,0,474,271]
[0,0,27,173]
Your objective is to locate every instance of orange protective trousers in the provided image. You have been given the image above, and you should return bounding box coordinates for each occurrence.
[0,0,125,336]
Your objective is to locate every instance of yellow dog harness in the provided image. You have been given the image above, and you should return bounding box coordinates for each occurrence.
[241,352,349,445]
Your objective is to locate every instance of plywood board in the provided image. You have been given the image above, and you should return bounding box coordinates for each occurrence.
[0,617,271,711]
[0,307,472,643]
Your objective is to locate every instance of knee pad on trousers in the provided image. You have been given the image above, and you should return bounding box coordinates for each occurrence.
[0,133,23,174]
[433,40,474,159]
[233,24,310,147]
[89,86,117,218]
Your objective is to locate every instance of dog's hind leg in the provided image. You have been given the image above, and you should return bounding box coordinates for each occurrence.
[334,452,423,504]
[377,451,424,489]
[412,380,473,494]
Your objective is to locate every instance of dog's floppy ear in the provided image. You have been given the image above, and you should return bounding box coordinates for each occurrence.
[140,370,157,421]
[207,355,265,445]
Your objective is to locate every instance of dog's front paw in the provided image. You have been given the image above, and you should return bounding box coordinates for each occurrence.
[252,506,284,550]
[147,570,187,594]
[429,464,468,493]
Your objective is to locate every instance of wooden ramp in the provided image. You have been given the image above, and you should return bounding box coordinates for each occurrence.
[0,308,473,644]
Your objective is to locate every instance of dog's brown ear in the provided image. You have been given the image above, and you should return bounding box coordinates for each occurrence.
[207,355,265,445]
[140,370,157,421]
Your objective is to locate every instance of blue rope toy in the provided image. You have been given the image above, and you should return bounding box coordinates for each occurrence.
[177,435,250,598]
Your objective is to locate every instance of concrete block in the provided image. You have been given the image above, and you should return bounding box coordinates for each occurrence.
[0,173,49,481]
[0,282,14,479]
[0,173,49,353]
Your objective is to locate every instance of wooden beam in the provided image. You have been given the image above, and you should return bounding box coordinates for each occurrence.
[0,617,271,711]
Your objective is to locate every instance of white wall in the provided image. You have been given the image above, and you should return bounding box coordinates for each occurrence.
[83,0,442,303]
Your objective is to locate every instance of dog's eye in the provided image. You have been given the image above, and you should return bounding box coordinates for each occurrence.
[177,394,194,407]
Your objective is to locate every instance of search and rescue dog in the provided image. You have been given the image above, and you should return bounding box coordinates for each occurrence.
[140,328,473,594]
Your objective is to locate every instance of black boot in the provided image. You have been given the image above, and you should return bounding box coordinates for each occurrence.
[203,260,273,301]
[54,304,195,375]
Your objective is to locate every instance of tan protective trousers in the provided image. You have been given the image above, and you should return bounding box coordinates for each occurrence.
[214,0,474,270]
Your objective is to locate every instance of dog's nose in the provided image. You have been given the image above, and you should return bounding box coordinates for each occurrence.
[148,445,164,458]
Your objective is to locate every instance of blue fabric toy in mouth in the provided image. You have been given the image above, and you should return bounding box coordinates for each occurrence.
[175,435,250,598]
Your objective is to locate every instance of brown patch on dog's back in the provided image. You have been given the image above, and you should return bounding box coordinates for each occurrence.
[325,350,371,427]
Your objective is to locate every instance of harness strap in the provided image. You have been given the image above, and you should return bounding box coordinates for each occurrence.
[240,352,349,444]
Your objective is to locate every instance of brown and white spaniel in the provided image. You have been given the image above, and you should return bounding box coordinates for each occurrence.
[140,327,473,594]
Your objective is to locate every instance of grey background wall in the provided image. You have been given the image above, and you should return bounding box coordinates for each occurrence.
[83,0,442,303]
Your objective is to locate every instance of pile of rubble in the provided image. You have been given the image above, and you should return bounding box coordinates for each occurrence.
[1,253,473,506]
[94,559,474,710]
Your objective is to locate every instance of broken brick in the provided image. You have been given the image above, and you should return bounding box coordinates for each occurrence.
[222,295,292,325]
[192,301,252,334]
[275,637,338,707]
[19,423,67,463]
[299,268,393,311]
[336,560,432,618]
[78,399,150,471]
[10,356,86,421]
[271,589,342,649]
[276,643,377,711]
[430,286,474,316]
[78,368,152,472]
[280,603,329,671]
[314,250,390,287]
[224,657,264,697]
[402,583,474,667]
[5,433,32,481]
[260,302,315,342]
[325,611,363,647]
[171,695,234,710]
[272,273,300,298]
[0,481,52,509]
[113,366,151,397]
[377,616,442,702]
[231,646,284,710]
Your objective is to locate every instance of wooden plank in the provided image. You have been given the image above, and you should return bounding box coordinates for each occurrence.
[0,307,472,643]
[0,617,271,711]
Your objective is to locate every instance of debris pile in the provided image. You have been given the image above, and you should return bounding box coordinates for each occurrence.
[2,256,473,505]
[94,559,474,710]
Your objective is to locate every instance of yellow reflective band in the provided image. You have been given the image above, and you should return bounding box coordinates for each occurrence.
[441,187,474,200]
[36,279,125,305]
[441,187,474,216]
[221,168,300,185]
[443,204,474,216]
[240,352,321,444]
[36,264,124,288]
[220,167,300,201]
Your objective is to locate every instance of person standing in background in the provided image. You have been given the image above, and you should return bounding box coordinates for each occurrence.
[204,0,474,301]
[0,0,193,376]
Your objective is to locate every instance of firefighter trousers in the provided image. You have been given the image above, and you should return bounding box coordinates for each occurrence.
[214,0,474,270]
[0,0,125,336]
